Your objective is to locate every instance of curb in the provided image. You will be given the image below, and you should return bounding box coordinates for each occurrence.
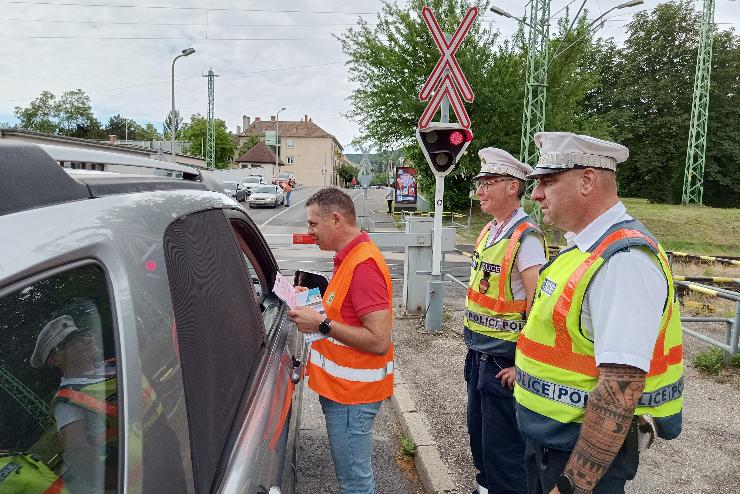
[391,369,458,494]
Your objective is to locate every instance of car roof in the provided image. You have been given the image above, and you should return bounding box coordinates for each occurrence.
[0,142,217,217]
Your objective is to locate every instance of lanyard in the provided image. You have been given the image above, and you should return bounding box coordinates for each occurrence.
[487,209,518,248]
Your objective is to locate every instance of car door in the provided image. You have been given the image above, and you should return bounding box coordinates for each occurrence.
[161,207,302,494]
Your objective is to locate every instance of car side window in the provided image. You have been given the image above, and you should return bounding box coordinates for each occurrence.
[230,218,283,339]
[0,263,119,493]
[163,208,266,494]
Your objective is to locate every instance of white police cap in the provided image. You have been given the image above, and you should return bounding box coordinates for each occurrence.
[529,132,629,177]
[476,147,532,180]
[30,315,81,368]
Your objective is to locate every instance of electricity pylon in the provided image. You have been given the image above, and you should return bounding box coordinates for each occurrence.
[204,68,219,168]
[683,0,715,205]
[519,0,551,221]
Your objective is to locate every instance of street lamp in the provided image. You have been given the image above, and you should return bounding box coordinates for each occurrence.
[170,47,195,163]
[275,106,286,177]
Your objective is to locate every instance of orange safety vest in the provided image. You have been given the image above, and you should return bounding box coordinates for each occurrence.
[307,240,394,405]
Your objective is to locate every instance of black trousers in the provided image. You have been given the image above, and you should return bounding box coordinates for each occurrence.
[465,349,527,494]
[524,421,640,494]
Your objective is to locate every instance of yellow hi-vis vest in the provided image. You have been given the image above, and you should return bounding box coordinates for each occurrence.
[307,239,394,405]
[514,221,683,436]
[465,217,544,343]
[0,453,68,494]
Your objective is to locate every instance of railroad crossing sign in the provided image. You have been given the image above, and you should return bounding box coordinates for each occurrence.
[418,6,478,129]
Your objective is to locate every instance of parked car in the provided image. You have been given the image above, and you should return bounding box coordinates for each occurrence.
[248,185,285,208]
[222,180,248,202]
[0,142,304,494]
[272,172,296,187]
[241,175,266,196]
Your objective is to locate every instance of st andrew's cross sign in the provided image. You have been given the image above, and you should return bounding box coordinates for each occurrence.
[418,6,478,129]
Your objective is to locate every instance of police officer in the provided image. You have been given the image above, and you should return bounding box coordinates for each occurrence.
[464,148,547,494]
[514,132,684,493]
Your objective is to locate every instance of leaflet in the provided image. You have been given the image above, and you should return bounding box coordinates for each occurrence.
[295,287,327,343]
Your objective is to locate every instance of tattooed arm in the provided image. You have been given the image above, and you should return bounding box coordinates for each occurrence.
[550,364,646,494]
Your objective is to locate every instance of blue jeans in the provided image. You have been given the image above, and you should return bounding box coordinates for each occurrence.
[285,190,292,206]
[465,349,527,494]
[319,396,381,494]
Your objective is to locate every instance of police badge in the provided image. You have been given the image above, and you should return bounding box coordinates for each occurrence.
[478,277,490,294]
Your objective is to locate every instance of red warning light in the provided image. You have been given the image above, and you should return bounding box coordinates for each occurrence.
[145,260,157,272]
[449,130,464,146]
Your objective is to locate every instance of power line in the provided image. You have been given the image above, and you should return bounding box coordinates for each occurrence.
[0,61,345,103]
[0,16,375,27]
[0,35,336,40]
[0,0,376,15]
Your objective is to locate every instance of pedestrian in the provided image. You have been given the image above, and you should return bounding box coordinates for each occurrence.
[282,180,293,207]
[514,132,684,494]
[288,187,393,494]
[465,148,547,494]
[385,186,393,214]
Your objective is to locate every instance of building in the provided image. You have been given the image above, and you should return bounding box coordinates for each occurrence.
[0,128,206,171]
[236,115,343,187]
[234,141,284,178]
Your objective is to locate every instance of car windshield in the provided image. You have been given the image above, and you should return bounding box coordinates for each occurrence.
[223,181,239,190]
[277,174,291,179]
[253,186,276,194]
[243,177,261,183]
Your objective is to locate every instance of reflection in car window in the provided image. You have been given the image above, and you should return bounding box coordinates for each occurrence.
[0,264,118,493]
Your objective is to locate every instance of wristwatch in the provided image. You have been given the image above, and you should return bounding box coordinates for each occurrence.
[556,474,574,494]
[318,317,332,336]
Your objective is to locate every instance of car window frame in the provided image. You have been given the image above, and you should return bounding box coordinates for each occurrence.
[0,259,125,492]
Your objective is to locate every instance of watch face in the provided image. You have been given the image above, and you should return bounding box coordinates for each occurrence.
[556,475,574,494]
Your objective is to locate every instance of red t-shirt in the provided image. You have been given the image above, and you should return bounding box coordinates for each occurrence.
[333,232,391,327]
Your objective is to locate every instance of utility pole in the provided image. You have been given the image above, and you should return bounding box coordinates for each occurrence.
[519,0,550,222]
[204,68,218,169]
[683,0,716,205]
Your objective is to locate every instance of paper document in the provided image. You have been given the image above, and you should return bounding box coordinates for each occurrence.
[273,272,297,309]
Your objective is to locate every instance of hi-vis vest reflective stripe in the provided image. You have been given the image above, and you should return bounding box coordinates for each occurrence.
[514,221,684,425]
[307,240,394,405]
[53,376,163,447]
[464,218,544,342]
[0,454,68,493]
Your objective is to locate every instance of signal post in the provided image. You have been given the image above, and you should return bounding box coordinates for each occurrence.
[416,6,477,332]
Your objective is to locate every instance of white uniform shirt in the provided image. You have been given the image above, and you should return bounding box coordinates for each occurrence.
[54,365,116,430]
[565,202,667,372]
[485,207,546,300]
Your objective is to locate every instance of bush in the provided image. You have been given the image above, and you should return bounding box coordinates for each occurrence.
[399,434,416,457]
[693,348,725,375]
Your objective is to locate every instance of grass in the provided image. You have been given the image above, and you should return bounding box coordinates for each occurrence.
[693,349,740,390]
[457,197,740,257]
[399,434,417,457]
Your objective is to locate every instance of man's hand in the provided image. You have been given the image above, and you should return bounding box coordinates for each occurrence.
[548,488,560,494]
[495,366,516,389]
[288,306,324,334]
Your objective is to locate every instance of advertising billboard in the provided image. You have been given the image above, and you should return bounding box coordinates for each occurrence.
[394,166,417,204]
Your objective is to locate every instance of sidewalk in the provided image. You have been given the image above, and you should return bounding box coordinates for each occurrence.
[390,279,740,494]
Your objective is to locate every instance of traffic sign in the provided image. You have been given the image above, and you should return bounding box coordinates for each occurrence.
[418,6,478,129]
[358,174,371,189]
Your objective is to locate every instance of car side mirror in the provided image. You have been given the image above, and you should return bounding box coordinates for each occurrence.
[293,270,329,297]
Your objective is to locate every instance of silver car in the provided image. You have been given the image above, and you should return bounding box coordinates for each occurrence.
[248,185,285,208]
[0,142,304,493]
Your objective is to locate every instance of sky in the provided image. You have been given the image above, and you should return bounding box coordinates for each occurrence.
[0,1,737,153]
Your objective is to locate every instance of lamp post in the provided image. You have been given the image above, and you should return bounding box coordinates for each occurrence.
[170,47,195,163]
[275,106,286,177]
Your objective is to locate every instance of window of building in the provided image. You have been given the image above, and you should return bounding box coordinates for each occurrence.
[286,156,294,165]
[286,139,294,149]
[0,263,119,493]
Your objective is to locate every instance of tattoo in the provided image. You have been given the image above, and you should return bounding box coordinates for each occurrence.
[564,365,646,493]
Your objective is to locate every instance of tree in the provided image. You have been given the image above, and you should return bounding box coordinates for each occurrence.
[163,110,183,141]
[140,123,163,141]
[178,114,235,169]
[237,134,261,158]
[338,0,608,210]
[14,89,103,139]
[335,162,359,187]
